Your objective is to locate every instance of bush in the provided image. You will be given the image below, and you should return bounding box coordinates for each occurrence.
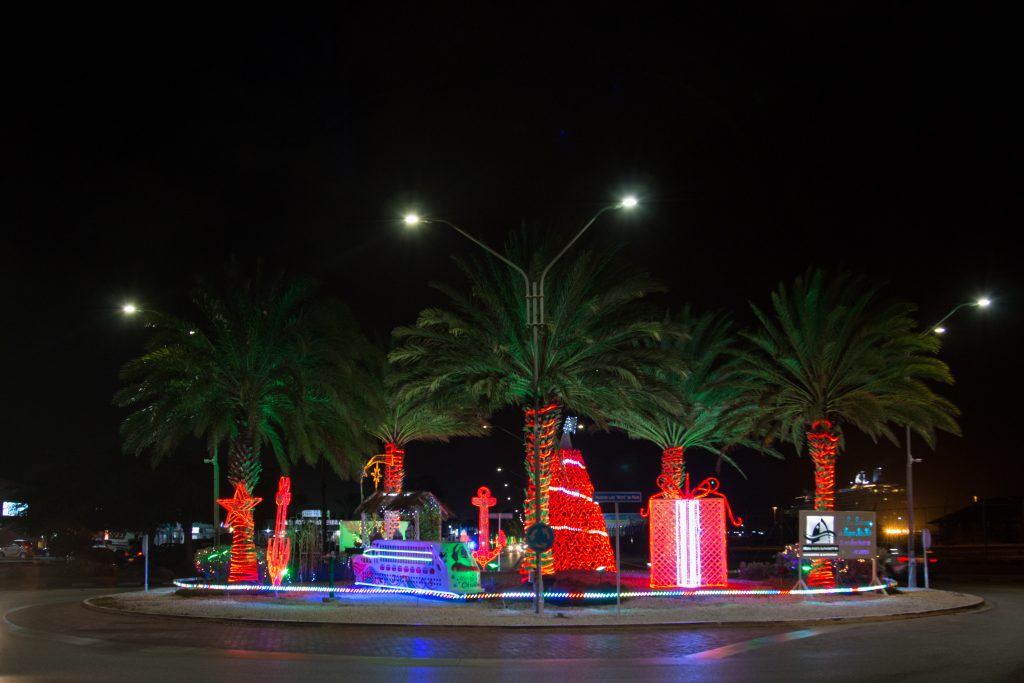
[194,545,269,583]
[737,561,774,580]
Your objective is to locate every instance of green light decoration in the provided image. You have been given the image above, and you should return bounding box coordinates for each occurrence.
[195,546,269,583]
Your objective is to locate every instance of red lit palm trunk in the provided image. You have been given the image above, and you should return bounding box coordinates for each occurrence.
[383,443,405,539]
[660,446,684,493]
[223,436,261,583]
[383,443,406,493]
[520,403,561,577]
[807,420,839,588]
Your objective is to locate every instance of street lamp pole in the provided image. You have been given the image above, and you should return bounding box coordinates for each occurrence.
[203,446,221,547]
[404,198,636,614]
[906,297,990,588]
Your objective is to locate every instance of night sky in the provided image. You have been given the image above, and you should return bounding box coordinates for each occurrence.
[2,7,1020,531]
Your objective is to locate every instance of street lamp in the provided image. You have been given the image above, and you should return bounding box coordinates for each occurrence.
[203,447,221,547]
[404,197,638,614]
[905,297,990,588]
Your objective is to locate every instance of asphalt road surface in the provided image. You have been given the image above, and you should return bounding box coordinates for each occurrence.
[2,580,1021,682]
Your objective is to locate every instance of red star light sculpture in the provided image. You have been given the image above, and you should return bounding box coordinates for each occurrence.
[218,483,262,583]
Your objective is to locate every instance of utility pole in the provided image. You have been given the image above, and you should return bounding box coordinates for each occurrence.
[203,446,221,547]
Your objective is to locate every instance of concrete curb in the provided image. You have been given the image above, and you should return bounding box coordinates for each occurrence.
[81,590,986,630]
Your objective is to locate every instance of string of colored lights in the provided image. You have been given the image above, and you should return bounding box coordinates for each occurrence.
[266,476,292,588]
[217,483,262,583]
[173,577,896,600]
[521,403,560,577]
[549,444,617,572]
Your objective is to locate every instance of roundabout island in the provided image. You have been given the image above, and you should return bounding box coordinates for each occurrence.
[84,575,983,628]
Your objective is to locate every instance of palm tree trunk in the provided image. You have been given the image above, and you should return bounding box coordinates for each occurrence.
[807,419,840,588]
[521,402,561,577]
[661,446,685,493]
[383,442,405,494]
[225,435,261,583]
[382,442,405,540]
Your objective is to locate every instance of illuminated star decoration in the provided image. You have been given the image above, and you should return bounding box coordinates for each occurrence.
[218,483,262,583]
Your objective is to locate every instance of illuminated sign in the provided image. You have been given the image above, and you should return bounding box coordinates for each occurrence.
[2,501,28,517]
[799,510,876,559]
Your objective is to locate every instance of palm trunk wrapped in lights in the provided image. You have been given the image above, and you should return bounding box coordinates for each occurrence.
[807,420,839,588]
[218,482,262,583]
[223,435,262,583]
[521,402,561,577]
[661,446,685,491]
[383,442,405,539]
[383,443,406,493]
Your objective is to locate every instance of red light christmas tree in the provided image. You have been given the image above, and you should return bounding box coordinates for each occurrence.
[548,432,616,572]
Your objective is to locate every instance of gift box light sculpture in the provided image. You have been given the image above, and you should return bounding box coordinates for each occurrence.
[647,473,741,588]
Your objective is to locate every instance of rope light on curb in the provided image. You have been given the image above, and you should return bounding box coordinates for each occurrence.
[173,577,896,601]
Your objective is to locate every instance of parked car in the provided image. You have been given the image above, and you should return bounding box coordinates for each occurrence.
[0,539,33,559]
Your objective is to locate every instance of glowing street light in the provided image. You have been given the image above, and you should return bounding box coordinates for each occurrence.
[122,303,139,315]
[403,214,421,227]
[906,296,992,588]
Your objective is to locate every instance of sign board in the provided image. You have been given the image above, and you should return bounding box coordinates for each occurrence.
[488,512,513,520]
[1,501,28,517]
[593,491,642,504]
[525,523,555,552]
[921,528,932,551]
[799,510,876,559]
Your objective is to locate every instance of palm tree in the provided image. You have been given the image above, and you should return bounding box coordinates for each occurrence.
[116,264,368,582]
[736,269,960,586]
[609,308,776,498]
[390,238,677,575]
[362,344,488,495]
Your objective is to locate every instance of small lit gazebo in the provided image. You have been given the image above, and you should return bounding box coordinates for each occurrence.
[354,490,456,543]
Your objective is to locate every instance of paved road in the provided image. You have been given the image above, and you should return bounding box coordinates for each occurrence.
[2,580,1021,682]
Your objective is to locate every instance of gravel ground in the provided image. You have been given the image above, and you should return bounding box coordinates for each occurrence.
[87,586,983,627]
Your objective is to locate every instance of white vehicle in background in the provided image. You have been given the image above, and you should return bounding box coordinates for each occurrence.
[0,539,33,559]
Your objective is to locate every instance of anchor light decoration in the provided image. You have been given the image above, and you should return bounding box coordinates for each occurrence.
[470,486,506,568]
[267,476,292,587]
